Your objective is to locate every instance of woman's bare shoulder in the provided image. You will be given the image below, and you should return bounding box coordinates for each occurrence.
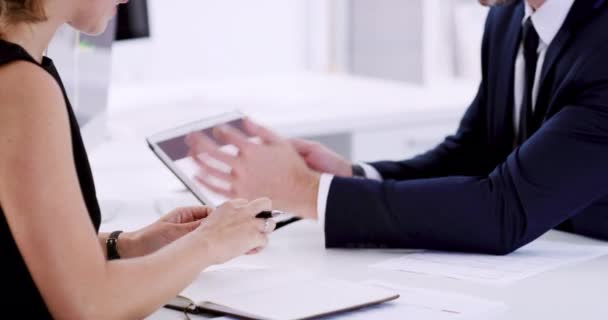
[0,61,67,134]
[0,60,64,115]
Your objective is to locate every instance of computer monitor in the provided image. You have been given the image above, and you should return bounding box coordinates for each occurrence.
[115,0,151,41]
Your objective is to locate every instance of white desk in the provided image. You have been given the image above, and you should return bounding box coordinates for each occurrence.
[93,74,608,319]
[120,220,608,320]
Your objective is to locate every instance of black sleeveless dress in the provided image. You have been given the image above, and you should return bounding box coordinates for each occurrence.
[0,40,102,318]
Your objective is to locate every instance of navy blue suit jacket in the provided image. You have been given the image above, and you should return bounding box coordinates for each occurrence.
[325,0,608,254]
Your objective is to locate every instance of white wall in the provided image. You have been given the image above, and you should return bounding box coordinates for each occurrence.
[111,0,314,84]
[344,0,487,85]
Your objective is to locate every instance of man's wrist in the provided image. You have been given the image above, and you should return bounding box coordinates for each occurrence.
[343,161,354,177]
[299,170,321,220]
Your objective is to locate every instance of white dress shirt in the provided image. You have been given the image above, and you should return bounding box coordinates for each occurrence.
[513,0,575,135]
[316,0,575,226]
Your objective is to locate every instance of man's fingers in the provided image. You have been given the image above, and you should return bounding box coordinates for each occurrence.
[213,125,250,151]
[187,132,237,166]
[289,138,316,155]
[186,131,216,152]
[193,154,235,182]
[243,118,281,144]
[194,175,235,198]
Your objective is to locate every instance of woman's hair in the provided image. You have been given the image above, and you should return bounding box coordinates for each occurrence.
[0,0,46,24]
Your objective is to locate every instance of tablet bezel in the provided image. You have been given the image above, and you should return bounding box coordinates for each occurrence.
[146,110,246,207]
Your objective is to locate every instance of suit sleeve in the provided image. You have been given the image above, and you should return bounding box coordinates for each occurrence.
[324,44,608,255]
[370,85,491,180]
[370,12,493,180]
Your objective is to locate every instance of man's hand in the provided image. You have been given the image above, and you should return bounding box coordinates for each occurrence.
[119,206,210,258]
[185,118,321,219]
[290,138,353,177]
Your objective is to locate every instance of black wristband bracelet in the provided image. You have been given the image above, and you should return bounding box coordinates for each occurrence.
[106,230,123,260]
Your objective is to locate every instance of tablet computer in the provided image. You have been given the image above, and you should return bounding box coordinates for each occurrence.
[146,111,300,227]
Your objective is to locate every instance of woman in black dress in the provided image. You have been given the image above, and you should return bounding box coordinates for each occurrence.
[0,0,275,318]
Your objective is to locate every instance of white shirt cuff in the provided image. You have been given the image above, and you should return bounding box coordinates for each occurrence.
[359,163,383,181]
[316,173,334,228]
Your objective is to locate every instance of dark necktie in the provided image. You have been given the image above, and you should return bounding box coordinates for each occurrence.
[517,18,540,145]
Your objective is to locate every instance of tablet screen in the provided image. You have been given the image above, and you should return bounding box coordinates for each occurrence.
[148,112,300,227]
[156,118,249,162]
[148,114,252,207]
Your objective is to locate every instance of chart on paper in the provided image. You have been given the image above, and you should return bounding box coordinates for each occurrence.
[371,240,608,286]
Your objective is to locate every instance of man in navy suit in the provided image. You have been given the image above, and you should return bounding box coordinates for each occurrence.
[187,0,608,254]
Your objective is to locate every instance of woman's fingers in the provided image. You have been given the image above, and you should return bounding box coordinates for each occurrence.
[255,218,276,234]
[180,220,204,233]
[179,207,211,223]
[161,206,210,223]
[242,198,273,217]
[246,245,269,255]
[253,232,269,250]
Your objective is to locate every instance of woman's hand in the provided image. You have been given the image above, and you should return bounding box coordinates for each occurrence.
[196,198,276,265]
[118,206,211,258]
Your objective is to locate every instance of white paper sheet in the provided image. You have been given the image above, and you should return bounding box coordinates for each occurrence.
[371,240,608,286]
[320,280,506,320]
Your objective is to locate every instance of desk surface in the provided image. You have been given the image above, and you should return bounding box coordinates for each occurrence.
[132,219,608,320]
[93,135,608,320]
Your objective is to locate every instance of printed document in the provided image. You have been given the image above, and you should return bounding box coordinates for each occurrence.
[371,240,608,285]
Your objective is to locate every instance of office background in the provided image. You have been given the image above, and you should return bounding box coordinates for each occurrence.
[103,0,487,162]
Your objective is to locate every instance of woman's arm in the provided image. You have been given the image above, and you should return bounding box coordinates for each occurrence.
[98,206,211,259]
[0,62,272,319]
